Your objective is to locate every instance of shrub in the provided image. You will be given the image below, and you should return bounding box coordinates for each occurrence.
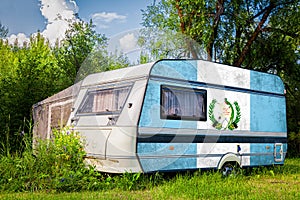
[0,127,105,192]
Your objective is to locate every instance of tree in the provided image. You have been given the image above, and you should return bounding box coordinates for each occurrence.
[141,0,299,66]
[0,33,65,153]
[56,20,108,85]
[56,20,130,84]
[0,38,18,154]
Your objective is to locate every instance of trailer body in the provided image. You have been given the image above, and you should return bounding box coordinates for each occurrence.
[33,59,287,173]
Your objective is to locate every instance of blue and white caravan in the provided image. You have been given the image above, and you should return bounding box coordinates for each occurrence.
[33,59,287,173]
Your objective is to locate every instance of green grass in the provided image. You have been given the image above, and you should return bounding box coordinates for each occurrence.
[0,158,299,200]
[0,127,299,199]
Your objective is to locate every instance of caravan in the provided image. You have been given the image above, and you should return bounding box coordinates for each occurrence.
[33,59,287,174]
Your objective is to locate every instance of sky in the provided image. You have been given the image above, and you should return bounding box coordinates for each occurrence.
[0,0,152,47]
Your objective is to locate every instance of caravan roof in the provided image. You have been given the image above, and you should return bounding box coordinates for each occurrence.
[81,62,154,87]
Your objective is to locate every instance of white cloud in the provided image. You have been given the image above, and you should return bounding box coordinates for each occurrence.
[7,33,30,47]
[92,12,126,29]
[119,33,138,52]
[39,0,79,44]
[6,0,78,46]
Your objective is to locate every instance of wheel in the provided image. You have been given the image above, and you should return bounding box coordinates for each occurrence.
[221,162,238,177]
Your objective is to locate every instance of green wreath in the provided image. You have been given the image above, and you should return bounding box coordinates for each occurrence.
[225,98,241,130]
[208,99,223,130]
[209,98,241,130]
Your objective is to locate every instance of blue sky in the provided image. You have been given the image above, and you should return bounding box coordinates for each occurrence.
[0,0,151,44]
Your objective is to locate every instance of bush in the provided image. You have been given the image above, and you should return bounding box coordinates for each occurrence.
[0,126,167,192]
[0,127,105,192]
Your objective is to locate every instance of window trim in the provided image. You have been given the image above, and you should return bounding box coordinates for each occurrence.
[77,85,132,116]
[160,85,207,121]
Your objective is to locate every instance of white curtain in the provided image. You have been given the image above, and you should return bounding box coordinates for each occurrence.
[93,90,113,112]
[91,86,130,113]
[162,87,205,118]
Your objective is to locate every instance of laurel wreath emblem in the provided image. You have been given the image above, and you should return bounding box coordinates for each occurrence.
[209,98,241,130]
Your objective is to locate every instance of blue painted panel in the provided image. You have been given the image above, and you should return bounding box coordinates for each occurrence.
[139,80,161,127]
[139,157,197,172]
[250,143,287,166]
[137,143,197,172]
[250,71,284,94]
[250,143,275,166]
[151,60,198,81]
[250,94,287,132]
[139,79,197,129]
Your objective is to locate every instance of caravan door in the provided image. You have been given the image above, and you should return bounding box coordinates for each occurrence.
[77,126,112,159]
[72,85,132,159]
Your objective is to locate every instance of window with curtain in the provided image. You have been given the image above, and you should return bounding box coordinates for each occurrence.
[78,86,131,114]
[161,85,207,121]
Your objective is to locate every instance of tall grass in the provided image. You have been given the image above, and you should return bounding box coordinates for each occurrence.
[0,127,163,192]
[0,159,299,199]
[0,126,299,199]
[0,127,102,192]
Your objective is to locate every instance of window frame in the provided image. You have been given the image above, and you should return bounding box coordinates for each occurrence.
[160,85,207,121]
[77,85,132,116]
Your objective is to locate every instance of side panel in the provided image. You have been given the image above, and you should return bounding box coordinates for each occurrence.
[250,70,285,94]
[137,60,287,172]
[138,143,197,172]
[71,79,148,173]
[250,70,287,133]
[137,142,251,172]
[250,143,287,166]
[250,95,286,132]
[249,71,287,166]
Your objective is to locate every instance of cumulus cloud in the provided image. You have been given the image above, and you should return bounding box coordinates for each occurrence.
[7,33,30,47]
[119,33,138,52]
[39,0,79,44]
[92,12,126,29]
[7,0,78,46]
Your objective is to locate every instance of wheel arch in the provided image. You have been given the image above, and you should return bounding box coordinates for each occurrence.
[217,153,241,170]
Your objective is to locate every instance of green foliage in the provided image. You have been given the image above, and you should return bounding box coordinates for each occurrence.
[0,33,66,153]
[55,20,130,84]
[75,48,130,82]
[51,127,86,170]
[0,19,130,154]
[0,126,166,192]
[141,0,299,65]
[2,159,298,198]
[0,127,102,192]
[55,20,108,85]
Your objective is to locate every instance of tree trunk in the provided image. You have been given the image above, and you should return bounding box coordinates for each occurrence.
[233,2,275,67]
[206,0,224,61]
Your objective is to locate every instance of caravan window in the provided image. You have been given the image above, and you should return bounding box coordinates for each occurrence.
[78,86,131,114]
[161,85,207,121]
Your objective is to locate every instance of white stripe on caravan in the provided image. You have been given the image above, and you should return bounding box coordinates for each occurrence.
[196,143,250,168]
[196,60,251,131]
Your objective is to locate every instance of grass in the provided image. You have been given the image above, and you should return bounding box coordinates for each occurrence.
[0,158,299,199]
[0,127,299,199]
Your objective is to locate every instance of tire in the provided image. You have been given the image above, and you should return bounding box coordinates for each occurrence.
[221,162,239,177]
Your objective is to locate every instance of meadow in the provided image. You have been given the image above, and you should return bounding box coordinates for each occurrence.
[0,128,299,199]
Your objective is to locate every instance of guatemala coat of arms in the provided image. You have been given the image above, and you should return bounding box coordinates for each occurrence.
[209,98,241,130]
